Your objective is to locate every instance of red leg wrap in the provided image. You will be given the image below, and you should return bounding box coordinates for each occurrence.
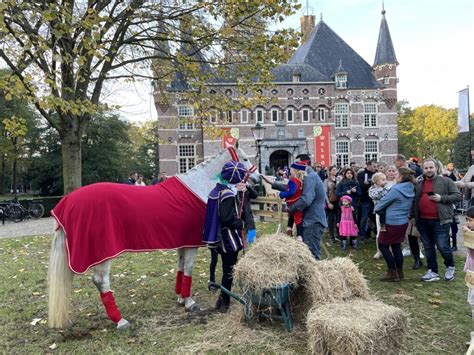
[175,271,184,295]
[100,291,122,324]
[181,275,192,298]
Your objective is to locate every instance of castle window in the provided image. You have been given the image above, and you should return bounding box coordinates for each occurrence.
[210,109,218,124]
[335,74,347,89]
[240,109,249,124]
[271,109,279,123]
[178,105,194,130]
[364,140,378,163]
[384,76,390,85]
[301,109,310,122]
[336,141,350,167]
[334,103,349,128]
[256,109,264,123]
[317,107,326,121]
[286,108,294,123]
[178,144,196,173]
[363,103,377,127]
[224,110,233,123]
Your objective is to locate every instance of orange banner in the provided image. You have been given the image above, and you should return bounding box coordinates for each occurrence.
[221,127,239,149]
[313,125,332,167]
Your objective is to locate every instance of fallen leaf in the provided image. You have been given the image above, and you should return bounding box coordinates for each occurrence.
[30,318,42,326]
[428,298,443,305]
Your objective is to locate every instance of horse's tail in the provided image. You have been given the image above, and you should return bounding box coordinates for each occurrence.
[48,225,74,328]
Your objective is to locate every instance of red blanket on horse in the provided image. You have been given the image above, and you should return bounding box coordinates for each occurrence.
[52,177,206,274]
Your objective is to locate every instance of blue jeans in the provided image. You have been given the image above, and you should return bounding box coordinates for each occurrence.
[303,222,325,260]
[358,201,373,238]
[416,218,454,273]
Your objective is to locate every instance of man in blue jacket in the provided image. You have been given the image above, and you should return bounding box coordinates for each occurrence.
[288,154,327,260]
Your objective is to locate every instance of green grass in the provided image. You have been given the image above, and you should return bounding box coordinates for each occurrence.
[0,223,471,354]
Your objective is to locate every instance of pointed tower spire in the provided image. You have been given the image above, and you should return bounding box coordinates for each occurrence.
[373,4,398,66]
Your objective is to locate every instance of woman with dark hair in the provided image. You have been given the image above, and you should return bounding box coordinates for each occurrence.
[335,168,361,248]
[324,166,339,243]
[374,167,415,282]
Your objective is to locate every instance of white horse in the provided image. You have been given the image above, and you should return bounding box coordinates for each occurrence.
[48,147,258,330]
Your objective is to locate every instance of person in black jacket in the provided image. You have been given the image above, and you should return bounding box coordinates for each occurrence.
[126,172,138,185]
[203,161,248,313]
[356,160,377,240]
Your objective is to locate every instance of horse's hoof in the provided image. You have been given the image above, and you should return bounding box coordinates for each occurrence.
[185,303,201,313]
[177,296,185,306]
[117,318,131,330]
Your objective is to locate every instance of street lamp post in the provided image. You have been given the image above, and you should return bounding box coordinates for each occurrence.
[250,122,266,173]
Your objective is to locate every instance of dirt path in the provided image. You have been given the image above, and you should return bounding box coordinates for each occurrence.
[0,217,54,239]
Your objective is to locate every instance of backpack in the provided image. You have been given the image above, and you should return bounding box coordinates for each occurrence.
[327,180,338,202]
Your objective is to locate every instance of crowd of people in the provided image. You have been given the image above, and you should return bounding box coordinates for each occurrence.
[289,154,464,283]
[200,152,474,313]
[125,172,167,186]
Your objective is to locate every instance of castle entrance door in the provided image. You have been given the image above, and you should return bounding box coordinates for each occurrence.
[269,150,290,173]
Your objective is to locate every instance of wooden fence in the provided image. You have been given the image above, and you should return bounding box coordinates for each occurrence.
[250,196,285,233]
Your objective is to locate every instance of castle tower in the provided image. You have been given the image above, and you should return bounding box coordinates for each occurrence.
[373,4,398,109]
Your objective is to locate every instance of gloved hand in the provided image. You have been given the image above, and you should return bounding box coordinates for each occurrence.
[247,229,257,244]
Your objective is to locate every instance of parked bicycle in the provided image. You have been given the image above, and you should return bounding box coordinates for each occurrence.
[0,197,45,223]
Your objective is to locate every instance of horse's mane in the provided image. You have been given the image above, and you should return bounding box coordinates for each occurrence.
[177,149,230,202]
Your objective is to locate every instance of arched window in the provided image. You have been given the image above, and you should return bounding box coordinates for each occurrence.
[271,107,280,123]
[240,109,249,123]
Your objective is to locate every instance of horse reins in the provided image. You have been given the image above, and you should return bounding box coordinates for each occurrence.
[227,146,257,218]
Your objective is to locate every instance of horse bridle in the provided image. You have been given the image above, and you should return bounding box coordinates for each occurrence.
[227,146,257,182]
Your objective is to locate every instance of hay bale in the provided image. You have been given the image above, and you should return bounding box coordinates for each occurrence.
[307,257,370,305]
[234,233,318,290]
[306,300,408,355]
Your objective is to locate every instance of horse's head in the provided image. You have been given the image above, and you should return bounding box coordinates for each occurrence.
[235,147,260,183]
[177,146,261,202]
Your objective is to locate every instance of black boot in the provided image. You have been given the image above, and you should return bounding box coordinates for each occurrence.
[408,235,422,269]
[451,235,457,251]
[215,294,223,310]
[217,295,230,313]
[412,259,423,270]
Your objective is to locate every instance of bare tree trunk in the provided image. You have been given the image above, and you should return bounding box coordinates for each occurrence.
[12,158,17,194]
[0,156,5,195]
[61,132,82,194]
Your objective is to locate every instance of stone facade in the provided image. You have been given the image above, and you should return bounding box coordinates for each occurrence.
[155,11,399,175]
